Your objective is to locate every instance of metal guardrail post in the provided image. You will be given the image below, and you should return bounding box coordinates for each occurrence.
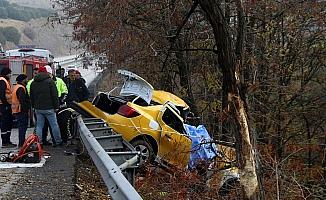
[77,116,142,200]
[119,155,139,171]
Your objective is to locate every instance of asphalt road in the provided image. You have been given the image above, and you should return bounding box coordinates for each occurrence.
[0,128,77,200]
[0,64,100,199]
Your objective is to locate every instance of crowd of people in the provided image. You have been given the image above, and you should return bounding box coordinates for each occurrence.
[0,65,90,148]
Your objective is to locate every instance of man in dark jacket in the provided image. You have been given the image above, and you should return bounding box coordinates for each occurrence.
[63,69,75,85]
[12,74,30,147]
[75,70,86,84]
[0,68,15,148]
[30,66,62,146]
[66,70,90,103]
[41,65,68,145]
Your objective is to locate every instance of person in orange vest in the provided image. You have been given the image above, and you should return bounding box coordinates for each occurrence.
[12,74,30,147]
[0,68,15,148]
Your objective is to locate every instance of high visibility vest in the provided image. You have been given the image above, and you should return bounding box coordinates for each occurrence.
[0,77,12,105]
[26,78,33,95]
[55,77,68,97]
[27,78,68,97]
[11,84,26,113]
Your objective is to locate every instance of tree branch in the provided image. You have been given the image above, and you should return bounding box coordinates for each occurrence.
[173,48,217,53]
[160,0,199,72]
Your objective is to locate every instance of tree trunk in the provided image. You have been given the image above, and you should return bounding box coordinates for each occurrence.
[175,38,199,116]
[198,0,258,198]
[159,69,174,92]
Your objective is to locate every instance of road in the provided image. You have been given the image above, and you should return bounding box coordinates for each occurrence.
[0,128,78,200]
[0,128,33,198]
[0,59,100,199]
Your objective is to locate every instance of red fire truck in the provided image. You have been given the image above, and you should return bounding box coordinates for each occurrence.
[0,48,54,84]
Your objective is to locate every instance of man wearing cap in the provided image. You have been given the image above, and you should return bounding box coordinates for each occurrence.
[0,68,15,148]
[30,66,62,146]
[41,65,68,145]
[12,74,30,147]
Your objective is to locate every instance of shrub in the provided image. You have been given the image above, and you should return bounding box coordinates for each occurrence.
[6,6,23,21]
[0,0,51,21]
[0,0,10,8]
[1,26,21,44]
[0,31,6,45]
[23,26,36,40]
[0,7,8,18]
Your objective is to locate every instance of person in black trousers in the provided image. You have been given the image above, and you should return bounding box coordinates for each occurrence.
[0,68,15,148]
[12,74,30,147]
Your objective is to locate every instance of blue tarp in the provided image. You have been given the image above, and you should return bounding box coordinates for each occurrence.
[184,124,218,169]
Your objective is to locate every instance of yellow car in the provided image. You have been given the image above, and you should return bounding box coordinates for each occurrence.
[151,90,190,120]
[73,70,240,194]
[76,70,192,167]
[77,96,191,167]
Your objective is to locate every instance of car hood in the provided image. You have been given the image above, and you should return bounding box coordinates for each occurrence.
[152,90,189,109]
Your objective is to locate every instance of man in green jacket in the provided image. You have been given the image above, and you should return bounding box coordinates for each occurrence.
[26,67,38,94]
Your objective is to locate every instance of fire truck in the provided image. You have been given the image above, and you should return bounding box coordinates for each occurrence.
[0,48,54,84]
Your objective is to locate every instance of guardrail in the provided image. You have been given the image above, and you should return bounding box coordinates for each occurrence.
[76,116,143,200]
[54,55,83,67]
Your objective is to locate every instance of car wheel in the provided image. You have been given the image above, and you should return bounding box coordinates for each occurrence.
[131,139,155,165]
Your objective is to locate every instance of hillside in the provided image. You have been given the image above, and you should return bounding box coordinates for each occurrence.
[7,0,52,9]
[0,0,80,57]
[0,18,79,57]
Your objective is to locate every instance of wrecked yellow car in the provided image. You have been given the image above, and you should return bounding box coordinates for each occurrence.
[77,70,192,167]
[74,69,240,195]
[152,90,190,120]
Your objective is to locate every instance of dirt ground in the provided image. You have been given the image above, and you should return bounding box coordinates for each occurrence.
[75,153,109,200]
[74,153,228,200]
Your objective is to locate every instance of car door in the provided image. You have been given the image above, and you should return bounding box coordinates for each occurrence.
[156,102,192,167]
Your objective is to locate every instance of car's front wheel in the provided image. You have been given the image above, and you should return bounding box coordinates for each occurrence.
[130,139,155,166]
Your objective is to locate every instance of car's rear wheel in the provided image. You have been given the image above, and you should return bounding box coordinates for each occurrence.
[131,139,155,166]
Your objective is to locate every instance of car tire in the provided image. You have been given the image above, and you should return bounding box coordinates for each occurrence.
[130,139,155,166]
